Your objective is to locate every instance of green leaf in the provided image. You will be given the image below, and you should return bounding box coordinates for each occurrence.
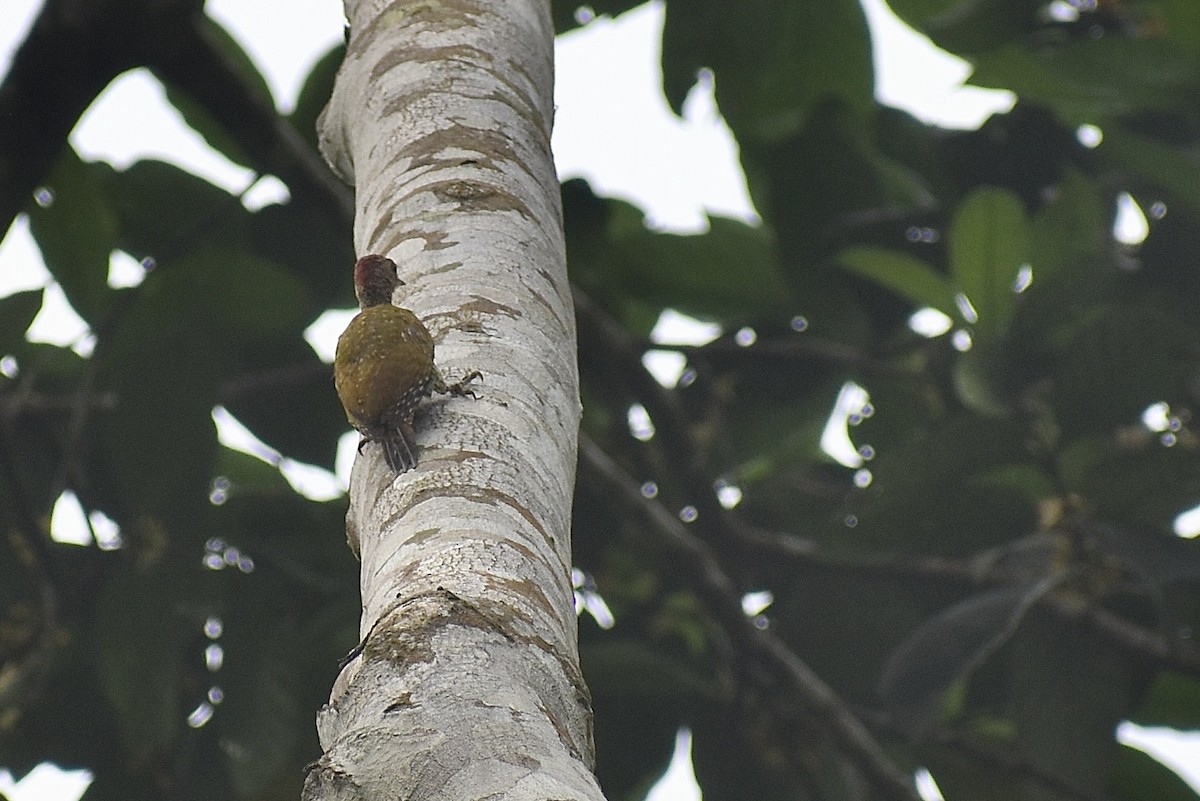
[879,582,1058,735]
[804,412,1043,555]
[969,463,1057,504]
[162,17,276,168]
[583,640,705,801]
[606,210,794,324]
[953,336,1017,416]
[1057,435,1200,532]
[1029,167,1109,289]
[582,639,716,700]
[215,494,357,593]
[25,150,118,327]
[1131,671,1200,731]
[220,337,345,469]
[94,564,190,762]
[172,248,313,338]
[1009,612,1136,794]
[838,246,957,316]
[5,340,87,389]
[1156,0,1200,58]
[93,245,319,514]
[0,525,35,611]
[1110,743,1200,801]
[948,187,1029,335]
[971,38,1200,122]
[725,373,852,476]
[93,268,224,522]
[662,0,873,144]
[0,288,43,352]
[217,624,303,797]
[0,342,80,518]
[883,0,1042,57]
[693,708,837,801]
[769,568,945,705]
[213,447,291,496]
[1049,302,1196,437]
[249,195,356,306]
[1101,123,1200,217]
[289,44,344,152]
[104,159,247,263]
[756,99,931,266]
[1083,523,1200,593]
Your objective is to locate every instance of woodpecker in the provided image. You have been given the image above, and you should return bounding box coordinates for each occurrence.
[334,254,480,473]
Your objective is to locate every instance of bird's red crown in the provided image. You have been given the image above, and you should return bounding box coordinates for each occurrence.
[353,254,403,308]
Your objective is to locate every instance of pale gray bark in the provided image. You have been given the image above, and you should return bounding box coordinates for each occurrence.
[304,2,601,799]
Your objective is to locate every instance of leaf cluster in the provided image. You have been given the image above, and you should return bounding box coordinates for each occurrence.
[2,1,1200,800]
[0,12,358,799]
[564,1,1200,800]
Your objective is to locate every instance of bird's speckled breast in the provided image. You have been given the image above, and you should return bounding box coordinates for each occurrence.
[333,305,436,427]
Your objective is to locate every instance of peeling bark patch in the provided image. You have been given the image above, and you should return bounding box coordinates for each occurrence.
[514,631,559,660]
[506,58,549,133]
[364,626,435,666]
[409,527,442,546]
[424,260,466,276]
[438,586,532,637]
[526,287,565,329]
[483,80,545,137]
[365,588,509,666]
[438,448,489,463]
[302,761,361,796]
[498,753,541,771]
[450,321,487,340]
[396,124,516,171]
[478,487,549,543]
[488,575,553,618]
[365,218,465,259]
[436,179,491,201]
[345,509,361,559]
[383,691,414,713]
[461,295,521,319]
[402,485,490,516]
[537,268,562,292]
[380,499,444,532]
[386,229,457,254]
[419,309,491,340]
[538,699,581,762]
[505,539,539,565]
[371,43,489,84]
[368,215,391,252]
[356,7,480,61]
[426,179,532,219]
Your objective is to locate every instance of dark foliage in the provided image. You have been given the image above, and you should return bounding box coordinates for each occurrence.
[2,0,1200,799]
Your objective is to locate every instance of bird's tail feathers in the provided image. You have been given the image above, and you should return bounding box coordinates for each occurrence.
[382,423,418,473]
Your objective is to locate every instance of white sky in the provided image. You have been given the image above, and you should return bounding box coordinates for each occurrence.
[0,1,1193,799]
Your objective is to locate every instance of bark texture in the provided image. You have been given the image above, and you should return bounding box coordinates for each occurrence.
[304,1,600,799]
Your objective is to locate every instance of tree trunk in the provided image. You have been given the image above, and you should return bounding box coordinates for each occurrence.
[303,2,601,799]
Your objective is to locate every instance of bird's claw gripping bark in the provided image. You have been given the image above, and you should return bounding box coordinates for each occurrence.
[438,370,482,399]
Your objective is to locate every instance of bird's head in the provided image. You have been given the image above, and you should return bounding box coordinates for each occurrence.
[353,254,404,308]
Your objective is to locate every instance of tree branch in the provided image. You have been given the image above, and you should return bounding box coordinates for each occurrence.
[0,0,174,231]
[736,521,1200,679]
[147,16,355,228]
[0,0,353,238]
[579,434,921,801]
[857,706,1116,801]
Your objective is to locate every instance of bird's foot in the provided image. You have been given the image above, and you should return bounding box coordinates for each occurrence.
[439,370,482,399]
